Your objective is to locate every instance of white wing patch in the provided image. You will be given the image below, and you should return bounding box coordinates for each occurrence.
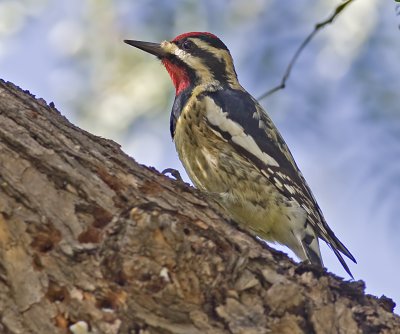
[204,97,279,167]
[284,184,296,195]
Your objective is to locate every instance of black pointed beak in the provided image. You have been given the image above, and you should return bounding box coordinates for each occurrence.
[124,40,167,58]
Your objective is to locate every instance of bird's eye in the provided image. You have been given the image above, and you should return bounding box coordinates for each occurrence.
[182,40,193,51]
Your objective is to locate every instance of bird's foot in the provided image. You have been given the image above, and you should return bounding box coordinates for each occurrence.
[162,168,184,182]
[295,260,326,278]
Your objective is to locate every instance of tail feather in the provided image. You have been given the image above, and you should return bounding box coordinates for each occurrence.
[325,228,357,278]
[313,215,357,276]
[300,234,323,267]
[330,245,355,279]
[331,237,357,264]
[297,228,356,279]
[290,216,356,278]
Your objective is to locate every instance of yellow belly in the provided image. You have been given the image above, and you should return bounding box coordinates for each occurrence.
[173,103,305,246]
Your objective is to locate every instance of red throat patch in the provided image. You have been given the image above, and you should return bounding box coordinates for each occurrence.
[162,59,191,95]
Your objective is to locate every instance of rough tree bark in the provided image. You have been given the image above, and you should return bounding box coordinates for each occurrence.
[0,79,398,334]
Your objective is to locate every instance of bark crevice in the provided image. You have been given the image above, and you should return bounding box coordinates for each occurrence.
[0,79,398,333]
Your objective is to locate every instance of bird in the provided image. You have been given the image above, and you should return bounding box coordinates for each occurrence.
[124,32,356,277]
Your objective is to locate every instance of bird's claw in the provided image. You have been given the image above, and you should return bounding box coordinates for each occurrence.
[162,168,184,182]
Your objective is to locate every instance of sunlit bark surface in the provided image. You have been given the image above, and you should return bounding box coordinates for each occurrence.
[0,80,398,334]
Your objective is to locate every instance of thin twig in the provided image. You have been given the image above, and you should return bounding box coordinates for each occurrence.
[258,0,356,101]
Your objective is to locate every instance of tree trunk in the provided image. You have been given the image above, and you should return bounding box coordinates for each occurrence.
[0,79,398,334]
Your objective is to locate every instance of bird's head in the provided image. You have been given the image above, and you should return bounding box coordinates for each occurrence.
[124,32,240,95]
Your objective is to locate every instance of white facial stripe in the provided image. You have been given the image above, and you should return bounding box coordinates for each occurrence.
[192,39,225,59]
[185,57,214,82]
[192,38,241,89]
[204,97,279,167]
[161,40,214,82]
[161,40,181,55]
[174,48,187,58]
[161,40,193,62]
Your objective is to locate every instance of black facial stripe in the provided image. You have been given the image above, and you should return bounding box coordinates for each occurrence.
[195,35,229,51]
[174,35,229,51]
[188,44,231,83]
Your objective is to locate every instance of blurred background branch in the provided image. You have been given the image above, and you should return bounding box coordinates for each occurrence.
[258,0,356,100]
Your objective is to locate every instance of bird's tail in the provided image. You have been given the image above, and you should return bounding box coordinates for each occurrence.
[299,227,356,279]
[328,235,357,279]
[298,231,324,267]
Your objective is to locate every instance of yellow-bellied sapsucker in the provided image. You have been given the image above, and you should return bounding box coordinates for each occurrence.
[125,32,356,277]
